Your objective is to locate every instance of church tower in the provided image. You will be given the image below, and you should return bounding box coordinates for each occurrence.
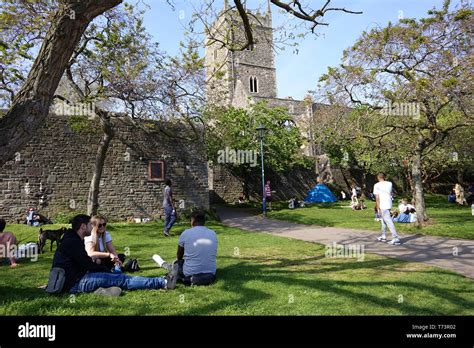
[205,0,277,107]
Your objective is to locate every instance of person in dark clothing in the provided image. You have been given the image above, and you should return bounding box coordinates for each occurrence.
[466,183,474,205]
[51,214,178,295]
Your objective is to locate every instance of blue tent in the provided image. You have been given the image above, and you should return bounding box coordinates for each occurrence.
[304,184,337,203]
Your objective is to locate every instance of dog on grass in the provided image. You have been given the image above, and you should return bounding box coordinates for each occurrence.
[38,227,66,253]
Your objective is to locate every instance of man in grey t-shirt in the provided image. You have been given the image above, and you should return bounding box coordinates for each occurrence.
[153,211,217,286]
[162,179,177,237]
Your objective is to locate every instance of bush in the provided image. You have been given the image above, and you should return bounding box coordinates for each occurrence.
[53,211,83,224]
[179,206,220,222]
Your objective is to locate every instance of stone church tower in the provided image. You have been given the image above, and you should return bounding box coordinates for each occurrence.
[205,0,277,107]
[205,0,335,183]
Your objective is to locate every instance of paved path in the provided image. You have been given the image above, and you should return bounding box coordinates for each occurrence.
[217,207,474,279]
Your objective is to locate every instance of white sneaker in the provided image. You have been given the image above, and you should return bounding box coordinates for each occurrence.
[387,238,401,245]
[152,254,165,267]
[165,262,179,290]
[377,235,387,242]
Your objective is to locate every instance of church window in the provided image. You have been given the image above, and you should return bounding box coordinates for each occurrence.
[149,161,164,181]
[249,76,258,93]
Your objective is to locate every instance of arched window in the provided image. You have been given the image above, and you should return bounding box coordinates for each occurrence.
[249,76,258,93]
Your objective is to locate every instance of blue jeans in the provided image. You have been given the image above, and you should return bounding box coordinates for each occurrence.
[393,213,410,223]
[175,259,216,286]
[69,272,166,293]
[164,206,176,232]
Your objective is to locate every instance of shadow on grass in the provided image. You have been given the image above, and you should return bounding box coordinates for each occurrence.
[177,255,474,315]
[1,253,473,315]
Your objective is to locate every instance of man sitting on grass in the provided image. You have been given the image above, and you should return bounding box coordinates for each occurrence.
[50,214,178,296]
[153,210,217,286]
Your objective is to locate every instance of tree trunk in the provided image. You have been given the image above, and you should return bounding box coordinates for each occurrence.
[457,168,464,185]
[0,0,122,167]
[87,114,115,216]
[411,148,429,223]
[400,170,408,195]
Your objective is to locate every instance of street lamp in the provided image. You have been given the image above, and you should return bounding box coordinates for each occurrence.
[256,123,267,217]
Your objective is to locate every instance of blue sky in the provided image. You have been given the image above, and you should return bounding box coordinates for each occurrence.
[133,0,459,100]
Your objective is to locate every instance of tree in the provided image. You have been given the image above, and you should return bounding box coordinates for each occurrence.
[194,0,361,51]
[1,1,206,215]
[0,0,123,166]
[205,101,305,194]
[318,0,473,223]
[0,0,362,167]
[60,3,165,215]
[62,6,206,215]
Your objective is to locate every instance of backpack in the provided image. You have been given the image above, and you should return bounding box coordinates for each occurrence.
[124,258,140,272]
[45,267,66,294]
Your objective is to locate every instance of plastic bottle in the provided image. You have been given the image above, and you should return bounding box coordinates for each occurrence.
[113,263,122,274]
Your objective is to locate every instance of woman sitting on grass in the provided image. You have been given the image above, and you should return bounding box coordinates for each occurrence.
[84,215,124,272]
[454,184,468,206]
[393,199,417,223]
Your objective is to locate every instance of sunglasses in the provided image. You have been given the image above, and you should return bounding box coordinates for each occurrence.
[98,223,107,228]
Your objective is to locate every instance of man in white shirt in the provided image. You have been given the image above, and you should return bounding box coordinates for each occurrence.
[351,185,358,204]
[153,211,217,286]
[373,173,400,245]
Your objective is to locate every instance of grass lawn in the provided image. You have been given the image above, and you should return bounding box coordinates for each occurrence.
[266,195,474,240]
[1,220,474,315]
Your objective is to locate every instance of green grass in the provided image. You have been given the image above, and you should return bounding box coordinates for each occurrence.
[1,220,474,315]
[267,195,474,240]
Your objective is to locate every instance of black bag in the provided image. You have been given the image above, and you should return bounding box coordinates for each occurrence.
[124,258,140,272]
[45,267,66,294]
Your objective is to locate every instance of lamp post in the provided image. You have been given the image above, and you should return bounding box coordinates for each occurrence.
[256,123,267,217]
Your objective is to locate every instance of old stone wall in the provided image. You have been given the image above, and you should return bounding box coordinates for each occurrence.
[0,113,209,222]
[209,163,320,203]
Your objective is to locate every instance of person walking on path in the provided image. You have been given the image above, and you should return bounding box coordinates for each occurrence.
[373,173,400,245]
[163,179,177,237]
[265,180,273,211]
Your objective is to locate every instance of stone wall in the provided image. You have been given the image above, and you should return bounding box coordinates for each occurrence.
[209,163,320,203]
[0,113,209,222]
